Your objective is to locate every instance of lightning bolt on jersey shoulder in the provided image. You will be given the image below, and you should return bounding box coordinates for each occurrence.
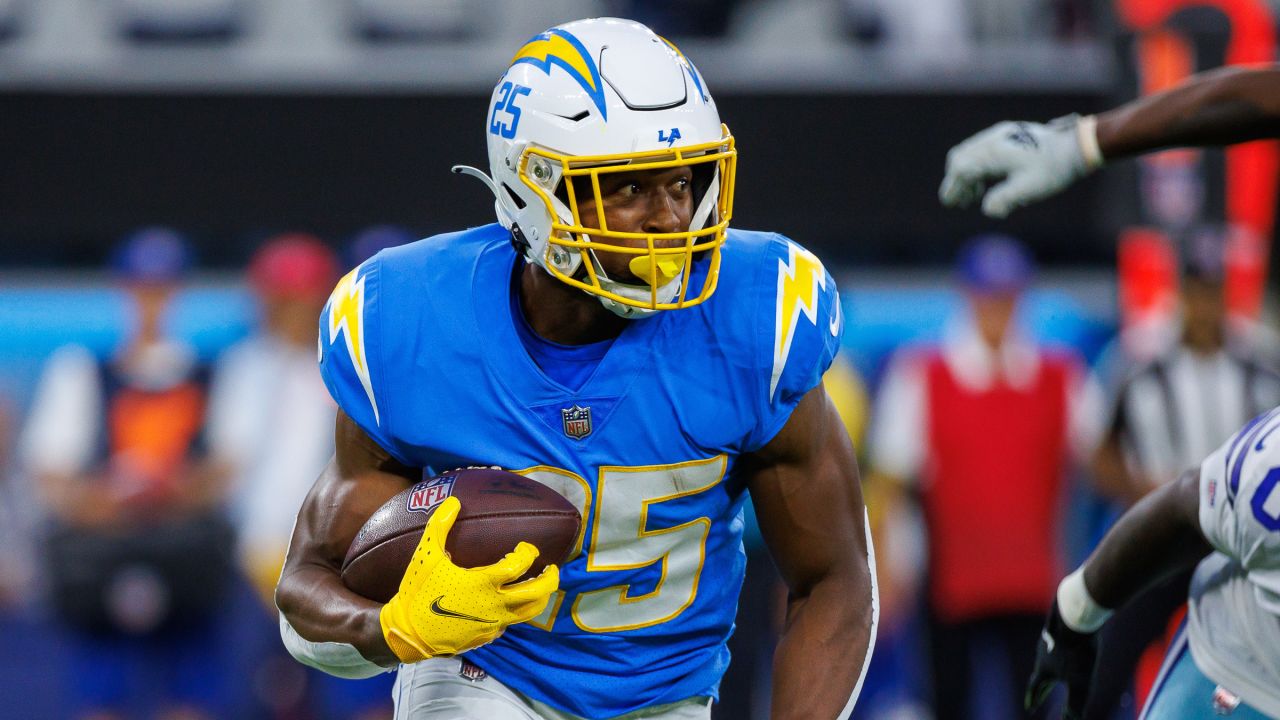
[772,240,831,401]
[733,232,844,452]
[323,263,381,425]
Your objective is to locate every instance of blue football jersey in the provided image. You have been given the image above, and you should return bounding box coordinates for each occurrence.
[318,223,842,719]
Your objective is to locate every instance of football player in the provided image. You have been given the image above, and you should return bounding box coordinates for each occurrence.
[275,17,877,720]
[1026,409,1280,719]
[938,64,1280,218]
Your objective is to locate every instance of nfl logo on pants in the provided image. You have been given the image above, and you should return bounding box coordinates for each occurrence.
[562,405,592,440]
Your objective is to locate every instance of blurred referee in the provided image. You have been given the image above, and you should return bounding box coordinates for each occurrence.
[1085,228,1280,719]
[1092,228,1280,504]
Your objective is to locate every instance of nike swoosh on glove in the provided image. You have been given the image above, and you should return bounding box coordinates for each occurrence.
[379,496,559,662]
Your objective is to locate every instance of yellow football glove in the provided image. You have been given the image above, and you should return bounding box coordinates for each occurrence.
[379,496,559,662]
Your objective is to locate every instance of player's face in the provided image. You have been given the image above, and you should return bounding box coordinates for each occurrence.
[570,166,695,283]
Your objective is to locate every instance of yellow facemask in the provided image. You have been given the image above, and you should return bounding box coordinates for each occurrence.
[517,126,737,312]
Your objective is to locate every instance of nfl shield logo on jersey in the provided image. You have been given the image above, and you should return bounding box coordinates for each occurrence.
[406,474,457,514]
[562,405,592,439]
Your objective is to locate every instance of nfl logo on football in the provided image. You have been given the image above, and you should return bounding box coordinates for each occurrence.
[562,404,592,440]
[406,475,457,514]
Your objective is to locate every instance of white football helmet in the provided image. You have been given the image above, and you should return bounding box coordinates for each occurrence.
[454,17,737,317]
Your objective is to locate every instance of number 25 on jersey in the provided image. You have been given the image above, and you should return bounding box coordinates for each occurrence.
[515,455,727,633]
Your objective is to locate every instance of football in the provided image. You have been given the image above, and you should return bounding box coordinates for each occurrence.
[341,468,581,603]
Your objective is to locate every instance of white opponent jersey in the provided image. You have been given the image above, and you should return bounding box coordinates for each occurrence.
[1189,407,1280,718]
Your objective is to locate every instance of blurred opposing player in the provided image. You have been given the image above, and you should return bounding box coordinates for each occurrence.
[939,64,1280,218]
[1026,409,1280,719]
[276,17,876,720]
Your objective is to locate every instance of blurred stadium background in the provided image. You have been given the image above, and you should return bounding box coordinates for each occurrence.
[0,0,1276,719]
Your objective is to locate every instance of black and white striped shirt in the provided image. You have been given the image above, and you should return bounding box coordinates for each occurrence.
[1107,344,1280,485]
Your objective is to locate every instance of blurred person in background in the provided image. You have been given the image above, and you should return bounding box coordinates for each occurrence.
[213,234,342,605]
[1063,229,1280,719]
[208,233,394,719]
[870,235,1102,720]
[1092,228,1280,505]
[19,227,234,720]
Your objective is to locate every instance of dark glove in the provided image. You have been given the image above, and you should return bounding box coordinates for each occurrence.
[1025,599,1100,719]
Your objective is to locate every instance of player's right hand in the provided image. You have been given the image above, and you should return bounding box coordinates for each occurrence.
[939,115,1096,219]
[379,496,559,663]
[1025,599,1099,720]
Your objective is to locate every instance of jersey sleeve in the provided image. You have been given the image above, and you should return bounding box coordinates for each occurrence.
[743,234,844,451]
[1198,408,1280,587]
[317,257,412,466]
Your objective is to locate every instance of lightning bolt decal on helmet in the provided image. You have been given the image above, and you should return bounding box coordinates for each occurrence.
[453,17,737,318]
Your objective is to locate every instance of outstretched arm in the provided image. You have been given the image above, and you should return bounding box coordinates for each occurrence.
[941,64,1280,218]
[1095,65,1280,159]
[745,385,877,720]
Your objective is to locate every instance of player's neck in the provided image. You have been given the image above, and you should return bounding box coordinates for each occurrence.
[519,262,629,343]
[519,263,629,345]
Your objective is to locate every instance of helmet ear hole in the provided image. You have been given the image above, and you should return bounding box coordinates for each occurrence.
[502,183,527,210]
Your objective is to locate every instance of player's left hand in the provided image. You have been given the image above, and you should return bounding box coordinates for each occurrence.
[939,115,1096,219]
[1025,599,1099,719]
[378,496,560,663]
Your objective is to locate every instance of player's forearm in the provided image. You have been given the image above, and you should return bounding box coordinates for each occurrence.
[276,562,398,667]
[1079,470,1210,610]
[1096,65,1280,160]
[770,569,875,719]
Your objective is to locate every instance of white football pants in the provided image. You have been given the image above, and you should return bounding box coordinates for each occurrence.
[393,658,712,720]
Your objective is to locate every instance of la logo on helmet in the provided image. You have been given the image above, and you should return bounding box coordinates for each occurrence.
[658,128,682,147]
